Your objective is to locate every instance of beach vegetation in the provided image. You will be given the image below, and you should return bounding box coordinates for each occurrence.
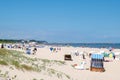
[0,49,73,80]
[21,64,34,71]
[0,49,9,55]
[65,74,71,79]
[32,78,37,80]
[0,39,48,44]
[11,60,20,69]
[0,60,8,65]
[57,72,63,79]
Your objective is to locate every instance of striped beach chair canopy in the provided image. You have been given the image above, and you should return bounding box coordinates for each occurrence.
[91,54,104,59]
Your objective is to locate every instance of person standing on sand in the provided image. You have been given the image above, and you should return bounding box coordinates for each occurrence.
[82,54,86,59]
[89,53,92,58]
[109,47,113,52]
[1,44,4,48]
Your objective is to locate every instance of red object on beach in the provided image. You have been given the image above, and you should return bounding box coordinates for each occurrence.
[74,64,77,66]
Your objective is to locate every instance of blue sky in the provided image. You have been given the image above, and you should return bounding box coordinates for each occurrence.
[0,0,120,43]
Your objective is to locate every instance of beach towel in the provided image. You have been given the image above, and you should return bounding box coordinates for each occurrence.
[74,61,86,70]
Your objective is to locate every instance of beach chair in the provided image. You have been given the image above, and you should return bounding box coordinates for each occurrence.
[90,54,105,72]
[64,54,72,61]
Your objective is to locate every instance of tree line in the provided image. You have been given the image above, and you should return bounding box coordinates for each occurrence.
[0,39,48,44]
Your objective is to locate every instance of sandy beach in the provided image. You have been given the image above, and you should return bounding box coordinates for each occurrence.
[1,0,120,80]
[0,45,120,80]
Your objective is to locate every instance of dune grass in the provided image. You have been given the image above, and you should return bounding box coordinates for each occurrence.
[0,49,33,70]
[21,64,34,71]
[0,49,73,80]
[0,49,9,55]
[0,60,8,65]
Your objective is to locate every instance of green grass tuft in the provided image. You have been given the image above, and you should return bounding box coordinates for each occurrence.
[0,49,9,56]
[11,60,20,68]
[0,60,8,65]
[21,64,34,71]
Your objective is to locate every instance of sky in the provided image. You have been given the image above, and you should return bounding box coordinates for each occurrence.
[0,0,120,43]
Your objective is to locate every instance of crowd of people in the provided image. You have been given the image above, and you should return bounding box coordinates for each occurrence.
[0,43,38,55]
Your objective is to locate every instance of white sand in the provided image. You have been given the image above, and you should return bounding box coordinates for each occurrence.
[0,46,120,80]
